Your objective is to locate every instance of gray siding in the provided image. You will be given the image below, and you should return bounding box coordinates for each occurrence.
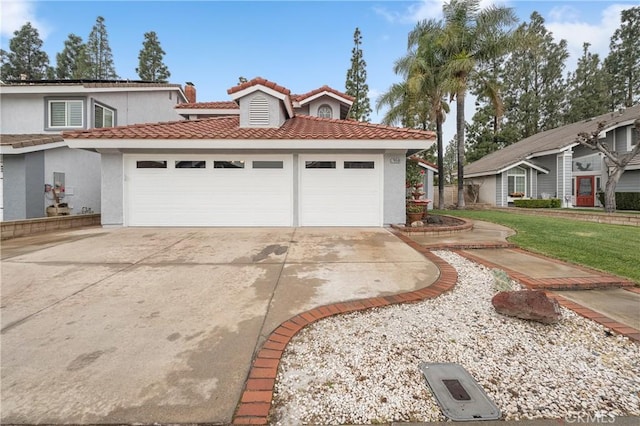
[557,152,573,206]
[383,152,406,224]
[3,155,26,220]
[535,155,557,198]
[44,147,101,215]
[617,170,640,192]
[25,151,45,218]
[572,144,595,158]
[101,152,124,226]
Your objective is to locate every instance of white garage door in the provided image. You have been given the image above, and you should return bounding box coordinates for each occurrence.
[125,154,293,226]
[299,154,383,226]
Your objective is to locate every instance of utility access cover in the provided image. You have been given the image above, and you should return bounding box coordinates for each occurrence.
[419,362,501,421]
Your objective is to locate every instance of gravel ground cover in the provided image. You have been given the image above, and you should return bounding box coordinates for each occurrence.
[271,251,640,425]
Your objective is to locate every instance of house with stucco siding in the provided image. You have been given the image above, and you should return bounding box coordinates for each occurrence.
[0,80,189,220]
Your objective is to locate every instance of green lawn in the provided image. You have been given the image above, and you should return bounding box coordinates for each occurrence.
[436,209,640,283]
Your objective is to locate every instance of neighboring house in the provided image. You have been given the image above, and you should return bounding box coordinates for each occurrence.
[465,105,640,208]
[0,80,188,221]
[65,77,435,227]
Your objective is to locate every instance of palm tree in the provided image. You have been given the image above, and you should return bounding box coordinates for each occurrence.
[440,0,517,208]
[377,19,450,209]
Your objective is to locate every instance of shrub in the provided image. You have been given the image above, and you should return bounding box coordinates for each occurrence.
[513,198,561,208]
[597,192,640,210]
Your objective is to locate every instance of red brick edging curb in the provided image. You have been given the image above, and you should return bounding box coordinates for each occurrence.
[231,230,458,425]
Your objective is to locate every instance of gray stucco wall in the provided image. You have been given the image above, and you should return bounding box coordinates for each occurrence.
[238,91,287,128]
[1,90,183,133]
[308,97,340,120]
[3,155,26,220]
[101,152,124,226]
[383,152,406,225]
[44,147,101,215]
[26,151,45,218]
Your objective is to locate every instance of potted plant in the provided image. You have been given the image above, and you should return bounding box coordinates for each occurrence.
[45,184,71,216]
[406,202,426,223]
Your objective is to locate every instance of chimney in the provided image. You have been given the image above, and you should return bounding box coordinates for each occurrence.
[185,82,196,103]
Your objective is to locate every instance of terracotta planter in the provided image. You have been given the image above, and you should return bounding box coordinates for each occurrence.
[407,212,424,223]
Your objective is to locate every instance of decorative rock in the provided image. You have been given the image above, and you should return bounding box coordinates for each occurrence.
[411,221,425,227]
[427,215,443,224]
[492,290,562,324]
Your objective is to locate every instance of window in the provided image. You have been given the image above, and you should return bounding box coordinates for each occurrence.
[48,100,83,128]
[175,160,205,169]
[305,161,336,169]
[629,126,639,151]
[94,103,115,128]
[507,167,526,195]
[318,104,332,119]
[253,160,284,169]
[214,160,245,169]
[137,160,167,169]
[344,161,374,169]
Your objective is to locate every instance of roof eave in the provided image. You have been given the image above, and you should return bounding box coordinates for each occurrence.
[65,138,434,151]
[0,141,67,154]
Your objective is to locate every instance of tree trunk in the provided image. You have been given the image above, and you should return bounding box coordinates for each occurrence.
[456,90,466,209]
[437,117,445,210]
[603,164,625,213]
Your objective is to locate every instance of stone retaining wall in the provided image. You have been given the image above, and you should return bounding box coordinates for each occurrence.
[493,207,640,226]
[1,214,101,240]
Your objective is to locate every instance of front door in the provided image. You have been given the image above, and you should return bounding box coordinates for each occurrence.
[576,176,595,207]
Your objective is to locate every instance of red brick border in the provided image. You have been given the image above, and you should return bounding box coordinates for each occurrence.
[548,293,640,343]
[231,231,458,425]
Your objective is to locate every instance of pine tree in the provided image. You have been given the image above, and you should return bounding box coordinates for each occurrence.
[502,12,569,140]
[86,16,118,80]
[55,34,91,79]
[604,7,640,109]
[564,43,610,123]
[0,22,50,80]
[136,31,171,82]
[345,27,372,122]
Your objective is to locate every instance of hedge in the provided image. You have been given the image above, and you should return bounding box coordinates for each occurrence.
[597,192,640,210]
[513,198,562,208]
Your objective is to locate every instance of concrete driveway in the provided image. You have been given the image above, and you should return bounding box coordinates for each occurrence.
[1,227,438,424]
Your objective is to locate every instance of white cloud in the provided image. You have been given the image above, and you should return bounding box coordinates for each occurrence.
[0,0,50,39]
[546,4,627,73]
[374,0,510,25]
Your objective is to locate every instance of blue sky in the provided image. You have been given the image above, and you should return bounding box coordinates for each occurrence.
[1,0,637,142]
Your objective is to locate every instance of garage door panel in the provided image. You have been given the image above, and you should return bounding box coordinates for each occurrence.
[125,155,292,226]
[299,154,382,226]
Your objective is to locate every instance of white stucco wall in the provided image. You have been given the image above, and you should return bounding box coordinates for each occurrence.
[308,97,340,120]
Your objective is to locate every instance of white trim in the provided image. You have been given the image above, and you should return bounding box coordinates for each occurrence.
[229,85,294,118]
[0,141,67,154]
[296,91,353,107]
[528,143,578,159]
[66,138,434,151]
[466,159,549,178]
[598,118,636,138]
[627,126,637,152]
[415,162,438,173]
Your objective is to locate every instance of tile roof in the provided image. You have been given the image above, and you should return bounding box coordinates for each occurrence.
[409,156,438,171]
[465,105,640,176]
[175,101,238,110]
[0,134,64,149]
[227,77,290,96]
[63,115,435,141]
[292,85,355,103]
